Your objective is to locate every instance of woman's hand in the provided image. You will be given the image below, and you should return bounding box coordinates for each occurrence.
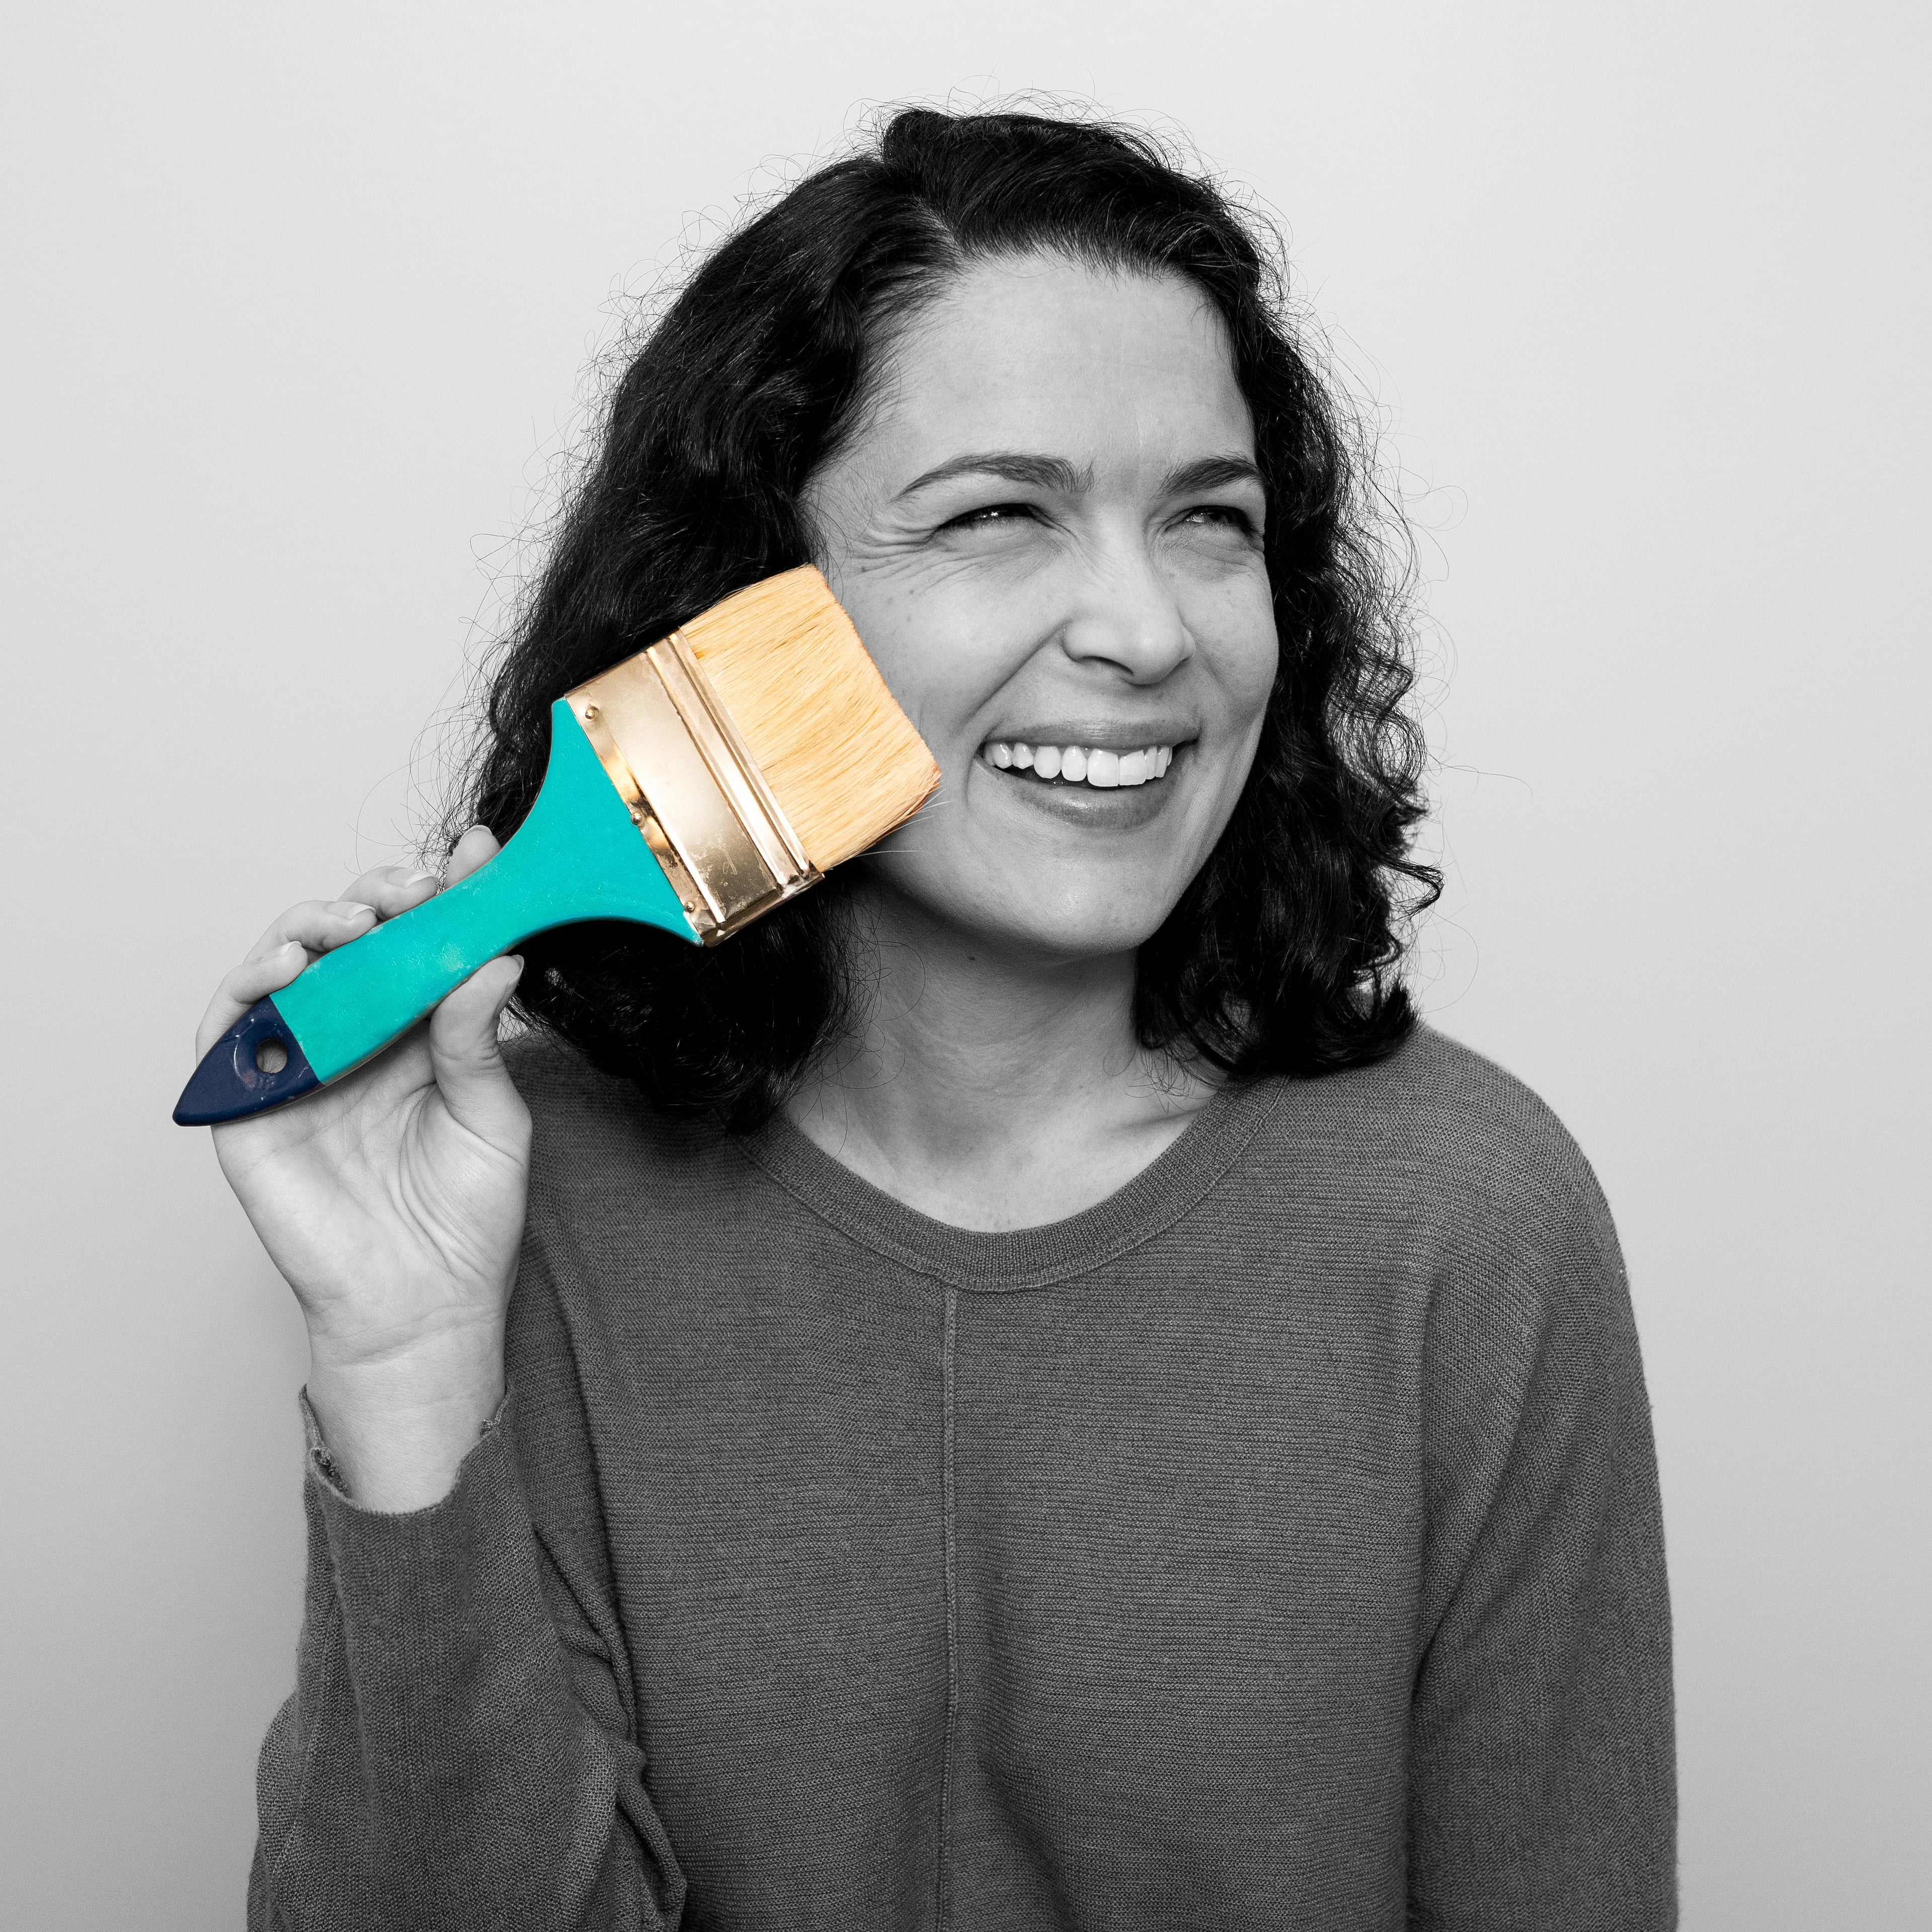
[200,825,531,1510]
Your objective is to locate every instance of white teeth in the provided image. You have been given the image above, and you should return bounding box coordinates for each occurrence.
[985,740,1178,788]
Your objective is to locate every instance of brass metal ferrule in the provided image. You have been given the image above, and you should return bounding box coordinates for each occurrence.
[567,631,821,943]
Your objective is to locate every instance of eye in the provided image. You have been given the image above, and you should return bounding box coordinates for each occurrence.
[939,501,1040,533]
[1178,504,1259,536]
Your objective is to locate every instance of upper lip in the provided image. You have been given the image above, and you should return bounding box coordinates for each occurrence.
[980,722,1196,752]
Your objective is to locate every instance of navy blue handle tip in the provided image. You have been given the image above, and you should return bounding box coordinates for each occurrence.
[173,996,321,1125]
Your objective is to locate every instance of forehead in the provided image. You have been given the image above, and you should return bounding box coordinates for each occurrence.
[857,254,1254,476]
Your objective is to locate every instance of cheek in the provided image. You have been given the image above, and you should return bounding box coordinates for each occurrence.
[1201,592,1281,741]
[1237,628,1280,718]
[827,565,1036,758]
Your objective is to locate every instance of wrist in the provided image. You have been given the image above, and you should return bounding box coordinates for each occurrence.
[305,1321,506,1512]
[305,1306,506,1395]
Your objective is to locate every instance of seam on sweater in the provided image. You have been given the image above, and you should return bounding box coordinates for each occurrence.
[730,1086,1276,1294]
[540,1297,651,1744]
[936,1283,960,1932]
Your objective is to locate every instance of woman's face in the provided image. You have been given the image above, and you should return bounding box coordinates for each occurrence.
[804,253,1277,962]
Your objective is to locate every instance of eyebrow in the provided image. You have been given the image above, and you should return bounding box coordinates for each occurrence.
[1162,454,1265,496]
[895,449,1265,500]
[897,451,1093,498]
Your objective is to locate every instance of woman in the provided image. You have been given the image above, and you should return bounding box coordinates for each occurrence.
[209,109,1674,1929]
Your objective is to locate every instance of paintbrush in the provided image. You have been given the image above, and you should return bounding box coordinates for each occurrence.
[174,566,938,1125]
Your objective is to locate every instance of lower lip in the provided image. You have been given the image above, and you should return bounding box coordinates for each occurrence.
[976,753,1183,829]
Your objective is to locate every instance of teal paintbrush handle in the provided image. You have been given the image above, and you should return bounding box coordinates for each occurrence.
[274,831,549,1081]
[271,698,698,1084]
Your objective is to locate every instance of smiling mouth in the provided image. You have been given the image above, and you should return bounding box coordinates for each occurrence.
[980,739,1178,788]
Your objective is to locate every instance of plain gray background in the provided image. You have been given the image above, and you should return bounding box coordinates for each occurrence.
[4,3,1927,1925]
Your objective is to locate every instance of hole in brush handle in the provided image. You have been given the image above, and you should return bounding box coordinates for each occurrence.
[172,998,321,1125]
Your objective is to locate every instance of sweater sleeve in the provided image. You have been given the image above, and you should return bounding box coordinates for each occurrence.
[1407,1160,1677,1930]
[247,1389,686,1931]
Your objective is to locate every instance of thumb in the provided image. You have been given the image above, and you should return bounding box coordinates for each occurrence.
[427,954,529,1145]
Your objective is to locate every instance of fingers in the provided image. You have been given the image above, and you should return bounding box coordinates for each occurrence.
[196,941,313,1057]
[198,829,504,1060]
[240,828,499,961]
[200,897,386,1050]
[244,897,379,963]
[427,954,531,1150]
[304,826,497,932]
[307,863,443,934]
[444,823,502,888]
[202,895,386,1054]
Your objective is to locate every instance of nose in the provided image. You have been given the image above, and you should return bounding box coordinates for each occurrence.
[1056,535,1195,685]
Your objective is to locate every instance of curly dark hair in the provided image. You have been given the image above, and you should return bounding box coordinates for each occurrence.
[458,106,1437,1130]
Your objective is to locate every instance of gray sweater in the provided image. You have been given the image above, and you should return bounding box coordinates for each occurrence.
[250,1024,1676,1930]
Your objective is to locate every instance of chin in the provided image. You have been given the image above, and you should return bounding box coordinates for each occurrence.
[864,841,1192,959]
[959,888,1177,962]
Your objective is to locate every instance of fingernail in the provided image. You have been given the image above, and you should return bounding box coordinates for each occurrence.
[404,870,440,887]
[333,901,376,921]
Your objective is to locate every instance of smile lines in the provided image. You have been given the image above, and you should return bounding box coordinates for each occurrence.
[983,740,1176,788]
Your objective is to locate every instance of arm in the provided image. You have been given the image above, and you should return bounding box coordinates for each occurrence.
[1408,1171,1676,1930]
[248,1391,684,1932]
[194,836,682,1924]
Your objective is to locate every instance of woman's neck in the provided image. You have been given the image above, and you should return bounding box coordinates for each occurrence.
[781,888,1218,1232]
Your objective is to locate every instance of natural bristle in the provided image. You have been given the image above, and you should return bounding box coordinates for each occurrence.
[681,566,940,870]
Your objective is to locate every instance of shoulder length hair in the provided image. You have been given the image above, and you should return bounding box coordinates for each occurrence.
[459,107,1438,1130]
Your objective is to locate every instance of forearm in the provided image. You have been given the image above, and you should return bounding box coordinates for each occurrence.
[252,1397,684,1932]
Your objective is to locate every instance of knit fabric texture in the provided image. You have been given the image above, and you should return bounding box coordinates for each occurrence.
[250,1023,1676,1930]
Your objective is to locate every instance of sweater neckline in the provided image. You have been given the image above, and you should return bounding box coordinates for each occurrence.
[735,1076,1282,1293]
